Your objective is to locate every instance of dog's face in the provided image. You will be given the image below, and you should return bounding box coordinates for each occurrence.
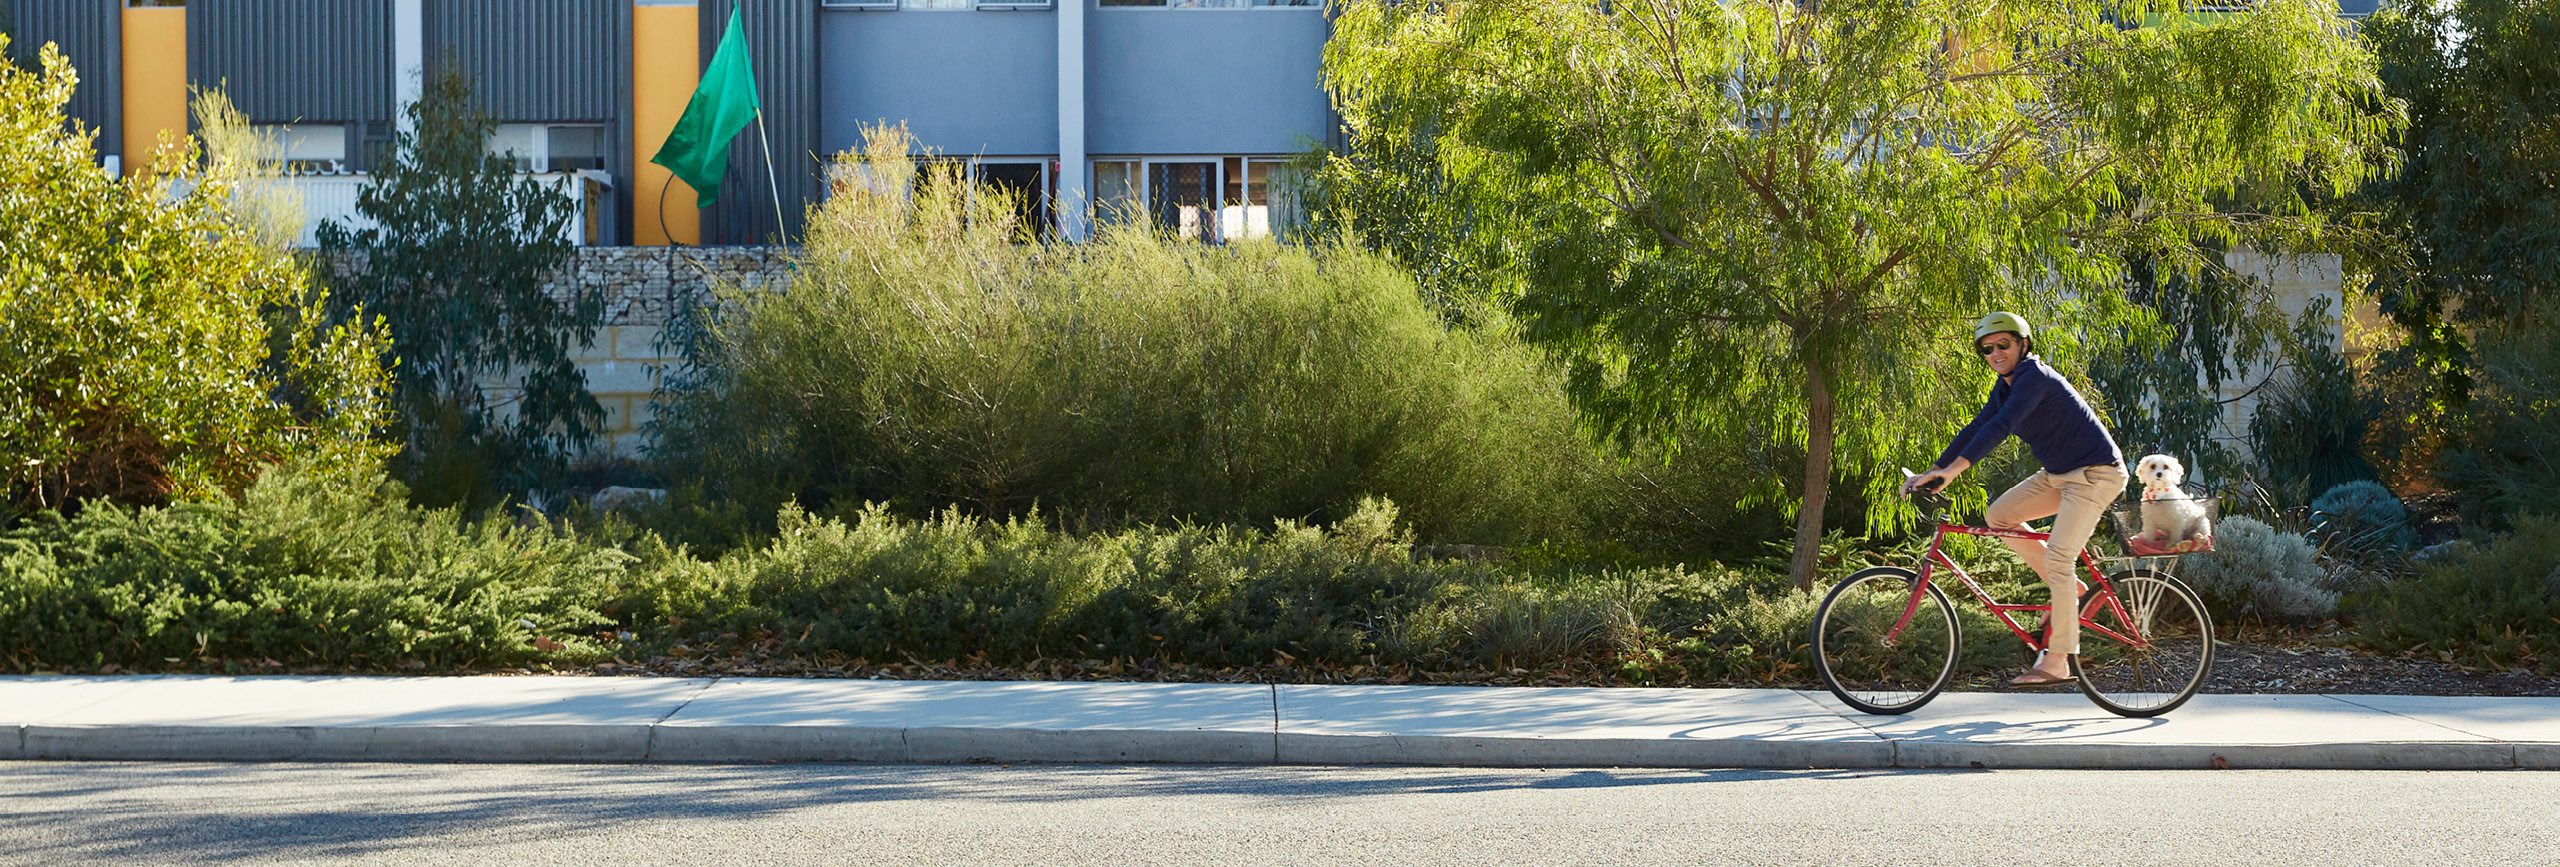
[2137,454,2186,489]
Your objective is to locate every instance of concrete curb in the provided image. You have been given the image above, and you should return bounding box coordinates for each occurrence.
[1885,740,2526,771]
[1273,733,1896,769]
[643,726,1275,765]
[5,677,2556,769]
[22,724,655,763]
[16,725,2548,770]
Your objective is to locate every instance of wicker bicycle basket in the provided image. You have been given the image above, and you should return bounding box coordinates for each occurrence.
[2107,496,2220,557]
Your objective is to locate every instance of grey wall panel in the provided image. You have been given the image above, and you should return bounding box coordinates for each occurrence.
[819,10,1056,158]
[1087,7,1327,155]
[700,0,816,244]
[429,0,633,246]
[427,0,623,121]
[3,0,121,156]
[190,0,394,124]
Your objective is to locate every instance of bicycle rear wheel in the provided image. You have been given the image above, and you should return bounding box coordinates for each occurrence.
[1811,566,1960,715]
[2074,568,2214,717]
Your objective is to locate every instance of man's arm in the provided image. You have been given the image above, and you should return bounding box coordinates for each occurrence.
[1948,371,2054,466]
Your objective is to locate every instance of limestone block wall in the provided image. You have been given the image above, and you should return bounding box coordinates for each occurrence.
[554,246,793,459]
[2210,249,2348,464]
[317,246,794,460]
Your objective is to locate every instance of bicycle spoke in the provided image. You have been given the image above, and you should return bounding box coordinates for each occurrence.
[2076,569,2213,718]
[1813,568,1959,715]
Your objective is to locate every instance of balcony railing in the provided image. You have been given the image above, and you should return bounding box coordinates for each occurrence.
[233,170,618,247]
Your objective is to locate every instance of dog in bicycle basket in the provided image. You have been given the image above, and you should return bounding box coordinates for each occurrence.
[2123,453,2213,555]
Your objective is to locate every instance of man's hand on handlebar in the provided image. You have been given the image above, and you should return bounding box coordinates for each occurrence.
[1901,465,1957,497]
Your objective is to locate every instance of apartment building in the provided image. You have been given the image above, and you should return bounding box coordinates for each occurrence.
[3,0,1332,248]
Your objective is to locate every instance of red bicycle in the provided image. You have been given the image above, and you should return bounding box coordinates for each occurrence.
[1809,486,2216,718]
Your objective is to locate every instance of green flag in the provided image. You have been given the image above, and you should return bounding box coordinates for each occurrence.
[651,6,759,209]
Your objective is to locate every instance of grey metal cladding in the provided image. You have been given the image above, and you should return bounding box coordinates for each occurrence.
[4,0,121,154]
[699,0,815,244]
[428,0,625,121]
[190,0,394,124]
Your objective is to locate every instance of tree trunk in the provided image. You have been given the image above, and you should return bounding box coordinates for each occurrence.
[1790,363,1837,591]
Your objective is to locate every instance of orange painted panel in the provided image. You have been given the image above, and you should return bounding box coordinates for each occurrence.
[633,4,702,246]
[120,6,188,176]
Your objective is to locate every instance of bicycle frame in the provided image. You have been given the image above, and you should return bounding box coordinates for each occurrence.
[1884,517,2152,653]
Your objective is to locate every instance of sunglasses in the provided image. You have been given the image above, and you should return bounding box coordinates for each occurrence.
[1975,339,2015,356]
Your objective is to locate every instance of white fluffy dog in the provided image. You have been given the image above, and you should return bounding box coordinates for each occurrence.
[2134,453,2212,547]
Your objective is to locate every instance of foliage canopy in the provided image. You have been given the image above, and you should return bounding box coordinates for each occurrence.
[1323,0,2402,584]
[2360,0,2560,400]
[0,38,388,513]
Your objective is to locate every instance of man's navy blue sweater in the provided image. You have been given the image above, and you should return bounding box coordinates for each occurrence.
[1937,356,2123,474]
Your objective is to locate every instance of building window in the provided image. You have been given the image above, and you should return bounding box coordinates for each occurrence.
[1149,161,1217,242]
[1220,157,1299,242]
[970,161,1053,241]
[546,126,609,172]
[1093,156,1302,242]
[1094,160,1144,229]
[830,158,1057,241]
[258,124,351,175]
[492,124,609,173]
[1100,1,1320,6]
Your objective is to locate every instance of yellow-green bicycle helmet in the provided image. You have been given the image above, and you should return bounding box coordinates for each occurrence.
[1973,311,2032,343]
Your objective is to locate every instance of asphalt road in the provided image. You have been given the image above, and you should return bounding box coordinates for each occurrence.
[5,762,2556,866]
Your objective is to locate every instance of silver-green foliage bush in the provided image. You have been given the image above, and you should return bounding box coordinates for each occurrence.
[2358,514,2560,672]
[2309,480,2416,553]
[651,126,1605,546]
[2176,515,2337,622]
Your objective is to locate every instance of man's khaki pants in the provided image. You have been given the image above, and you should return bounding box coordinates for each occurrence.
[1985,462,2128,657]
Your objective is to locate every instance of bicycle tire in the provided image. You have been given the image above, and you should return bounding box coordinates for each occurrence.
[1811,566,1961,715]
[2074,568,2214,717]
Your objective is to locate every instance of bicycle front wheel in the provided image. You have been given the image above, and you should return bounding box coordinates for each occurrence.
[2074,568,2214,717]
[1811,566,1960,715]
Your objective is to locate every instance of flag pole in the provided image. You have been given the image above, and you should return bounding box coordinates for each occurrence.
[755,109,786,240]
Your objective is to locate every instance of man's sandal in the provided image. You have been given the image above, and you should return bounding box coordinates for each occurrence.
[2004,651,2077,688]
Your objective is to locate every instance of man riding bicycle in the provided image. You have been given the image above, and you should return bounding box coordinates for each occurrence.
[1900,312,2128,688]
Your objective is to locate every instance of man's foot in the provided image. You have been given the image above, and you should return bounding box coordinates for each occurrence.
[2005,651,2076,687]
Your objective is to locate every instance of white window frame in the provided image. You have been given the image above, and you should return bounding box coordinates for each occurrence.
[818,0,1054,9]
[1096,0,1323,8]
[491,123,608,174]
[1090,155,1300,242]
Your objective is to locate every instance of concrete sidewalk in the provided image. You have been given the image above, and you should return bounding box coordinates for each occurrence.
[4,675,2554,770]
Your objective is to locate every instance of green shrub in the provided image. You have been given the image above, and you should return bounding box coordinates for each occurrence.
[2309,480,2416,555]
[650,125,1787,557]
[2175,515,2337,623]
[0,460,621,671]
[0,40,390,513]
[2435,302,2560,529]
[612,496,1454,668]
[2356,515,2560,672]
[0,466,2003,686]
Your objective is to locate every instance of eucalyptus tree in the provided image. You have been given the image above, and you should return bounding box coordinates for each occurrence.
[1325,0,2400,586]
[318,62,600,508]
[2361,0,2560,399]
